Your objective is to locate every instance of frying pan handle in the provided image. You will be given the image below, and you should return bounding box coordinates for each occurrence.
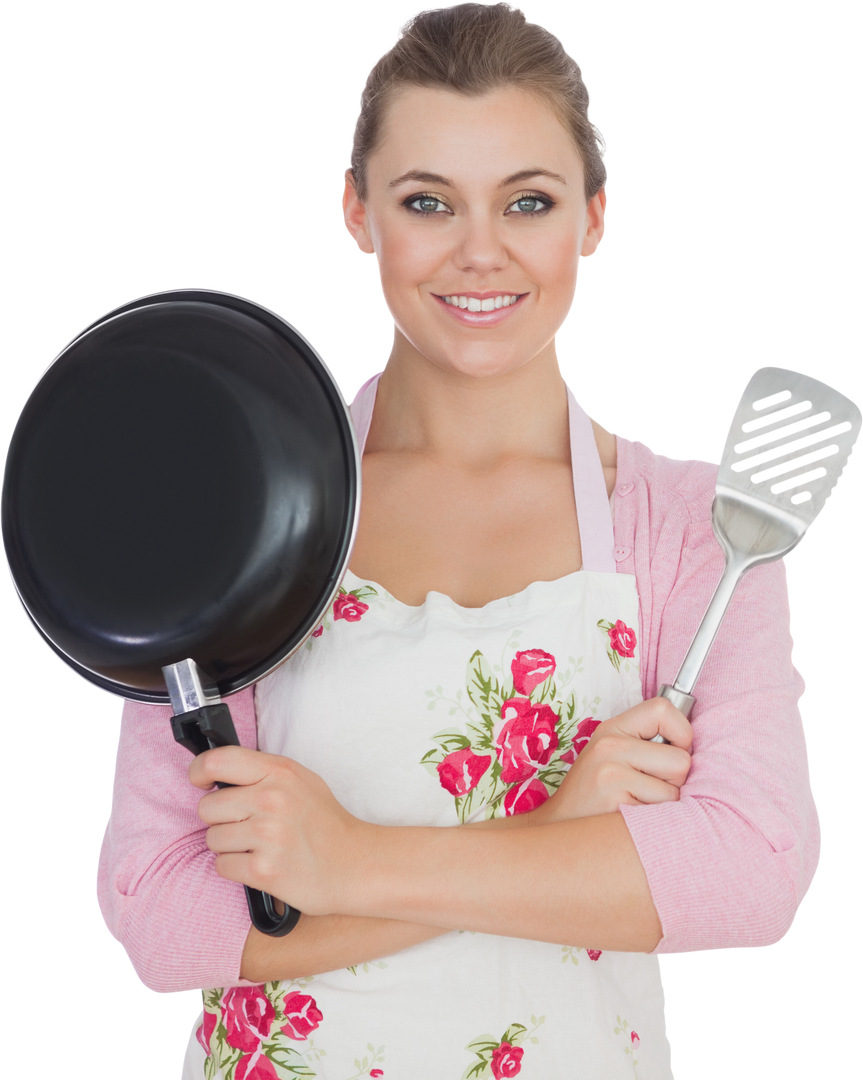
[170,703,302,937]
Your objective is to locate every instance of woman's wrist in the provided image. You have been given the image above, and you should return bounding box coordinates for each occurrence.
[240,912,448,984]
[465,804,551,829]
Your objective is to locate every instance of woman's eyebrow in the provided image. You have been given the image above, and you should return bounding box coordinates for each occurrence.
[387,167,567,190]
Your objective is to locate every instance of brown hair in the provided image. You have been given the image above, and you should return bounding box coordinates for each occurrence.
[350,3,606,201]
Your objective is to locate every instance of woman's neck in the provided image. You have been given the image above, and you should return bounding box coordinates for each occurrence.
[366,332,571,471]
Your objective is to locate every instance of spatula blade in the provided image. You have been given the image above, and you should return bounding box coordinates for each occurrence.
[659,366,860,717]
[717,366,861,531]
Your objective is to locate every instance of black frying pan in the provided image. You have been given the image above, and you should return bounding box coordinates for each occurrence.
[2,289,361,935]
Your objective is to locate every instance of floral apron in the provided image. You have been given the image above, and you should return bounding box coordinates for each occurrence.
[184,377,671,1080]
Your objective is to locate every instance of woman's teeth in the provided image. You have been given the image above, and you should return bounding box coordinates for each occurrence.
[443,294,520,311]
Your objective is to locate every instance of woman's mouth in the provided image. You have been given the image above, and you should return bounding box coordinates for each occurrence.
[433,291,526,325]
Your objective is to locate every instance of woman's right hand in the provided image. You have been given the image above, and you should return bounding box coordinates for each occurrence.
[531,696,692,824]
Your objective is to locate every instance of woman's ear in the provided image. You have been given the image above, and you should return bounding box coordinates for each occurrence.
[343,170,375,254]
[581,187,606,257]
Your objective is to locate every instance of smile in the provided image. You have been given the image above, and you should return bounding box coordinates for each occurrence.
[432,289,527,326]
[442,293,521,311]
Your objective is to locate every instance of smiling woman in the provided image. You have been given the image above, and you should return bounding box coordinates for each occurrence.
[93,6,819,1080]
[341,81,611,606]
[344,82,604,385]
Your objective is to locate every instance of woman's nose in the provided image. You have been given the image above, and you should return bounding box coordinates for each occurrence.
[452,213,509,276]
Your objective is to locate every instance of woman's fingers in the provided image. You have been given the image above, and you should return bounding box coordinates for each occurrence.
[608,696,693,751]
[533,697,694,823]
[587,731,691,788]
[615,768,683,807]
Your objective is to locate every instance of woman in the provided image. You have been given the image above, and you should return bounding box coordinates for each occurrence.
[98,6,818,1078]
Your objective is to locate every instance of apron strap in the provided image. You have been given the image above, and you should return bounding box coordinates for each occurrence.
[349,373,380,454]
[566,387,616,573]
[349,375,616,574]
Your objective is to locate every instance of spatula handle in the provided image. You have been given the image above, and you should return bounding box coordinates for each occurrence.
[658,684,696,718]
[650,557,749,740]
[650,686,695,742]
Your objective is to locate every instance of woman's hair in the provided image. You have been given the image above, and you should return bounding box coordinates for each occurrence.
[350,3,606,201]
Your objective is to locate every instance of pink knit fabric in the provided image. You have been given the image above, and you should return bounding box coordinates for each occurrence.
[97,437,818,991]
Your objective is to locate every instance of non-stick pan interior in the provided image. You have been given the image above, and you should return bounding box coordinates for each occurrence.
[2,291,359,703]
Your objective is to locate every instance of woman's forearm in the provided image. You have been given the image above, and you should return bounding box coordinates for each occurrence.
[240,808,571,983]
[240,914,447,983]
[352,811,662,953]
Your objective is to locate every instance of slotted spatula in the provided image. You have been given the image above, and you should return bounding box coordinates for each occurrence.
[657,367,861,721]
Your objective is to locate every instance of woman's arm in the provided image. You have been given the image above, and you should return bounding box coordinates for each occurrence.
[238,815,659,985]
[612,446,819,952]
[98,692,257,992]
[239,794,544,980]
[102,687,517,993]
[98,724,583,990]
[369,812,661,948]
[196,524,816,962]
[238,696,692,982]
[240,915,446,983]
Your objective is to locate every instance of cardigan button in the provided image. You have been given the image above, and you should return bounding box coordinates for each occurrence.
[613,546,632,561]
[616,482,635,497]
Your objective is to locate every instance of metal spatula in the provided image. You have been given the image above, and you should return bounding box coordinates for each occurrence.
[657,367,861,721]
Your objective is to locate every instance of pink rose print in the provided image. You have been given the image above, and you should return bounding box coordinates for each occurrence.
[504,777,550,816]
[196,1009,217,1055]
[631,1031,640,1047]
[333,593,369,622]
[491,1042,524,1078]
[559,717,601,764]
[222,986,275,1054]
[496,698,560,783]
[608,620,637,658]
[280,992,323,1041]
[311,625,324,638]
[587,949,602,961]
[437,746,492,796]
[510,648,556,696]
[370,1072,384,1078]
[235,1051,278,1080]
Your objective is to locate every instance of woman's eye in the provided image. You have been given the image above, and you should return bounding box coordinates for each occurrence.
[507,196,551,214]
[406,196,449,214]
[406,193,553,216]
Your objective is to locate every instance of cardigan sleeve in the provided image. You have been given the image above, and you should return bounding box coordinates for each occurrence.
[97,689,256,992]
[616,443,819,952]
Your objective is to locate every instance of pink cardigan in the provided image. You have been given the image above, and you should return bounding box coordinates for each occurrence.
[97,436,818,991]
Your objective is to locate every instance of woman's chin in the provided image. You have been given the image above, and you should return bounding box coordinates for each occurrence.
[398,333,553,383]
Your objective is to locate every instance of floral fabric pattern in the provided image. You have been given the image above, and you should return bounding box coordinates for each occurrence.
[462,1018,544,1079]
[245,619,648,1075]
[307,585,377,645]
[560,945,603,965]
[614,1016,642,1078]
[198,981,325,1079]
[597,619,638,672]
[421,639,601,822]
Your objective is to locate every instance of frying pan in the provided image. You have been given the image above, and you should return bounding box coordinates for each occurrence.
[2,289,361,936]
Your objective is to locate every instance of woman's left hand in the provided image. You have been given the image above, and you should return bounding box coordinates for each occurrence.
[189,746,371,916]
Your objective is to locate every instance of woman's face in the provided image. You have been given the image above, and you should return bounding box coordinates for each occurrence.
[344,84,605,381]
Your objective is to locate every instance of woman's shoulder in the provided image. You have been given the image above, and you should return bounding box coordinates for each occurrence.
[615,435,718,530]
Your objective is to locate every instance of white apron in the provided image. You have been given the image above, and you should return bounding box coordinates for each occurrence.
[184,378,670,1080]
